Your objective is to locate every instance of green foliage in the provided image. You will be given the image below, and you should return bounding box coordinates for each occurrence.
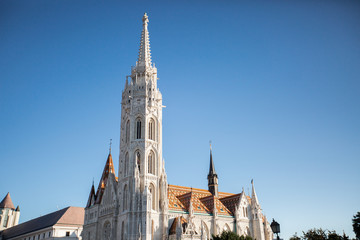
[289,234,301,240]
[212,231,253,240]
[303,228,327,240]
[292,228,349,240]
[353,212,360,240]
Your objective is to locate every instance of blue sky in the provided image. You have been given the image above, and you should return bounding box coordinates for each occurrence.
[0,0,359,239]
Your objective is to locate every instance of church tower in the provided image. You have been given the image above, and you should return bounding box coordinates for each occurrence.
[117,13,168,240]
[0,192,20,231]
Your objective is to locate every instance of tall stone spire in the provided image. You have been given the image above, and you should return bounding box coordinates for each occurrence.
[137,13,152,68]
[207,143,219,197]
[251,179,260,207]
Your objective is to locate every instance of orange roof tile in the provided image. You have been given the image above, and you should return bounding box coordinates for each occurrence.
[168,184,244,216]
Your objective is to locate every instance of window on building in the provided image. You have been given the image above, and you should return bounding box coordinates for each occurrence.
[123,185,128,212]
[149,184,156,210]
[136,119,141,139]
[121,221,125,240]
[124,152,129,177]
[125,120,130,143]
[148,151,155,175]
[48,232,51,237]
[136,151,141,173]
[3,209,8,227]
[148,118,155,140]
[66,231,70,236]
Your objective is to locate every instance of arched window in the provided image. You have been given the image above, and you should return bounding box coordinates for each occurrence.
[148,151,155,175]
[135,151,141,173]
[148,118,155,140]
[124,153,129,177]
[125,120,130,143]
[123,185,128,212]
[149,184,156,210]
[103,221,111,240]
[136,119,142,139]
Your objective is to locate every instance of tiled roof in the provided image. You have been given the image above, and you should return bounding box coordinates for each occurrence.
[0,207,84,239]
[0,192,15,210]
[168,185,247,216]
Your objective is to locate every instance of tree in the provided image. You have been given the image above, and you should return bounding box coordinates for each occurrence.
[289,233,301,240]
[212,231,253,240]
[292,229,349,240]
[303,228,327,240]
[353,212,360,240]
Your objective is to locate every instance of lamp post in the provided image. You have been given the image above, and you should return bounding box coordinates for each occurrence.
[270,219,280,240]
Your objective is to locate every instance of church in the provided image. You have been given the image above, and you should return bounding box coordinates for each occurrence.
[82,13,273,240]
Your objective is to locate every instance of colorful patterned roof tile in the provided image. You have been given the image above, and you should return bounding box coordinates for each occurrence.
[168,185,247,216]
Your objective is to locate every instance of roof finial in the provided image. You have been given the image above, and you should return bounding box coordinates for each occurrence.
[209,140,212,151]
[109,139,112,154]
[143,12,149,25]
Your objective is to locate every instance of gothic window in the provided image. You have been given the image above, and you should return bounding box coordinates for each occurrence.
[135,151,141,173]
[136,119,142,139]
[123,185,128,212]
[121,222,125,240]
[124,153,129,177]
[149,184,156,210]
[103,221,111,240]
[125,120,130,143]
[147,151,155,175]
[148,118,155,140]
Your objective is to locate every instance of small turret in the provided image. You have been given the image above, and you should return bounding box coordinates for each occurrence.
[0,192,20,230]
[207,143,218,197]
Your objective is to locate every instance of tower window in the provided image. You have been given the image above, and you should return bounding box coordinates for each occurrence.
[124,153,129,177]
[136,151,141,173]
[148,151,155,175]
[126,120,130,143]
[148,118,155,140]
[136,119,142,139]
[123,185,128,212]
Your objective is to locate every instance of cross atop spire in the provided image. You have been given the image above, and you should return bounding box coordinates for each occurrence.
[109,138,112,154]
[137,13,152,68]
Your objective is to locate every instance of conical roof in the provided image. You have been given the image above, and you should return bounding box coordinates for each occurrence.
[95,153,116,204]
[0,192,15,209]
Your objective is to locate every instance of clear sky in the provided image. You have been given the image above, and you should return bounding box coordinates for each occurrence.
[1,0,359,239]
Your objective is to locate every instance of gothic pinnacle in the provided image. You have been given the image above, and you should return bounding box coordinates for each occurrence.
[137,13,152,68]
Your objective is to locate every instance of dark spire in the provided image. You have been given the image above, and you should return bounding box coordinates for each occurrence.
[208,143,217,176]
[207,142,218,197]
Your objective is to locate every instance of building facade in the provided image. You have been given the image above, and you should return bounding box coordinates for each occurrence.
[82,13,273,240]
[0,206,84,240]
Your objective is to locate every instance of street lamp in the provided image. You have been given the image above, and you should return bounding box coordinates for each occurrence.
[270,219,280,240]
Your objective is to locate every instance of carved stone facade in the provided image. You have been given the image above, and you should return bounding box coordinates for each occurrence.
[82,13,273,240]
